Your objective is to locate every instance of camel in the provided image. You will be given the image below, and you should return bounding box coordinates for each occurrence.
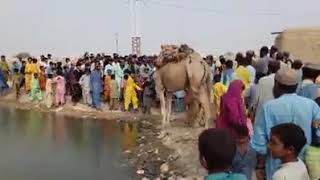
[154,44,212,129]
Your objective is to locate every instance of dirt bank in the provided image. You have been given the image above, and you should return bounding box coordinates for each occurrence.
[128,114,206,180]
[0,92,153,120]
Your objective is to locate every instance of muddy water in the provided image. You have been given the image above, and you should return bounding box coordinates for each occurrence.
[0,106,137,180]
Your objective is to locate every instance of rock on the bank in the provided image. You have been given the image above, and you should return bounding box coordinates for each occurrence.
[160,162,170,173]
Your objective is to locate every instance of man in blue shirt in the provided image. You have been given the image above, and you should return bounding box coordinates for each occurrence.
[256,46,273,77]
[296,63,320,100]
[251,68,320,180]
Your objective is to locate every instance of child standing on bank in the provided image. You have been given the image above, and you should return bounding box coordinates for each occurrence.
[39,66,46,91]
[103,70,112,102]
[268,123,310,180]
[142,80,154,114]
[11,68,22,99]
[109,74,119,110]
[124,72,141,112]
[30,73,42,102]
[198,128,247,180]
[79,69,92,106]
[45,74,54,108]
[54,71,66,107]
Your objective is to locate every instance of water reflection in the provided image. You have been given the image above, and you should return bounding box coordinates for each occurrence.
[0,106,137,180]
[121,123,138,151]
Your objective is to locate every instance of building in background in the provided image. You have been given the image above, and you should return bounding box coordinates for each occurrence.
[273,27,320,63]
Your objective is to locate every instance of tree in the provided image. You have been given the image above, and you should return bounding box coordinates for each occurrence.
[15,52,31,59]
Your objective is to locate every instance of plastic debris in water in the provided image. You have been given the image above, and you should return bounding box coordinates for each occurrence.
[136,169,145,175]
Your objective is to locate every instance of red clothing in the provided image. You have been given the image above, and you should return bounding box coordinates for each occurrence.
[104,75,111,101]
[39,71,46,91]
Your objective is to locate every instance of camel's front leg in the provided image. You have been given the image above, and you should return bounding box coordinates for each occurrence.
[159,90,166,128]
[165,92,173,125]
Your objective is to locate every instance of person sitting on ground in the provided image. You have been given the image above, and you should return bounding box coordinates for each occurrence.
[268,123,310,180]
[198,128,247,180]
[232,126,257,180]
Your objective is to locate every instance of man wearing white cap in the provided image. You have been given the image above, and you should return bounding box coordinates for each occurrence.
[251,68,320,180]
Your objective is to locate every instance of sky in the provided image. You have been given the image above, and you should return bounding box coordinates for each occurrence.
[0,0,320,58]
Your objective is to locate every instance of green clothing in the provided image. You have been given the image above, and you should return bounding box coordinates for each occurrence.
[204,172,247,180]
[31,77,42,101]
[305,146,320,180]
[110,80,119,99]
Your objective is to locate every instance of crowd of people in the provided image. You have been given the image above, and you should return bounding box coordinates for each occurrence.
[1,45,320,180]
[0,53,159,112]
[200,45,320,180]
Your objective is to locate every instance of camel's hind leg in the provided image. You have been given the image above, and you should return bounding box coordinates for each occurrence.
[198,87,211,129]
[158,90,167,129]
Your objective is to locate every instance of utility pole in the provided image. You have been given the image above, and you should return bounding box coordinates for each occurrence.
[130,0,141,56]
[115,33,119,54]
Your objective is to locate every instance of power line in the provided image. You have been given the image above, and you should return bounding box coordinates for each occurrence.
[146,0,281,16]
[147,0,222,14]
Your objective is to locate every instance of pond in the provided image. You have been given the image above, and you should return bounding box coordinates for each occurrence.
[0,106,137,180]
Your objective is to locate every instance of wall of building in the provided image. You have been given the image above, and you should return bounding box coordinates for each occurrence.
[274,28,320,63]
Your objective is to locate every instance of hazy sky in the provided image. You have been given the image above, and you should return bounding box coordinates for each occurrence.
[1,0,320,57]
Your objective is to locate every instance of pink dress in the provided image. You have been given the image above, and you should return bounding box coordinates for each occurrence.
[216,80,247,137]
[54,76,66,105]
